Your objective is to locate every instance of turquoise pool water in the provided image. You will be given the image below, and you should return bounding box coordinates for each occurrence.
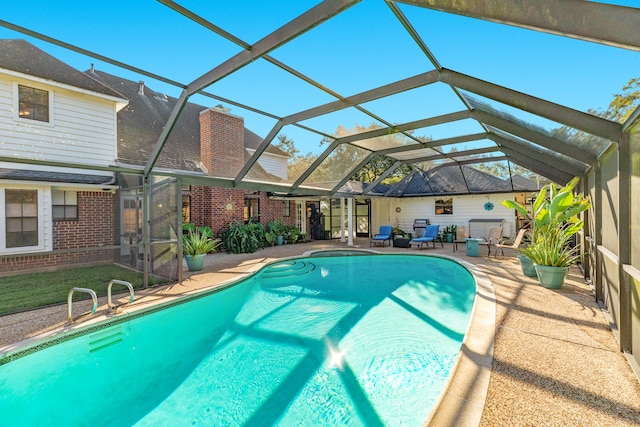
[0,254,475,426]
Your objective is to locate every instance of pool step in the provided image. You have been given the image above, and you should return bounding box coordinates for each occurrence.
[88,326,124,353]
[260,260,316,279]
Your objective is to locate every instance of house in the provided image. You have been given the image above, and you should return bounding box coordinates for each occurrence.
[0,39,127,275]
[0,39,296,277]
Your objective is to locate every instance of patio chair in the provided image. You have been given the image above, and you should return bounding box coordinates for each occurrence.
[452,226,469,252]
[370,225,392,247]
[493,228,527,257]
[478,226,503,256]
[409,224,442,249]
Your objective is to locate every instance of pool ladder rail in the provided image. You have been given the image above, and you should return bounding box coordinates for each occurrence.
[66,280,135,323]
[67,287,98,323]
[107,280,135,311]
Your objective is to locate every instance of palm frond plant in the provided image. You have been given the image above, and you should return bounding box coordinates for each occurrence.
[182,228,222,256]
[182,228,222,271]
[502,177,591,288]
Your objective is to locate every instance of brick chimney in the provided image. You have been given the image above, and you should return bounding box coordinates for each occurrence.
[199,107,245,178]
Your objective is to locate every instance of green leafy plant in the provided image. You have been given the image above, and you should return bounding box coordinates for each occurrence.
[288,228,300,244]
[222,221,264,254]
[391,226,409,238]
[266,220,282,236]
[182,223,212,238]
[443,225,457,235]
[264,230,276,246]
[182,228,222,256]
[502,177,591,267]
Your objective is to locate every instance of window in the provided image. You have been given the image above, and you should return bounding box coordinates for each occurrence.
[5,189,38,248]
[282,200,290,217]
[182,196,191,224]
[244,198,259,223]
[435,198,453,215]
[52,190,78,221]
[18,85,49,122]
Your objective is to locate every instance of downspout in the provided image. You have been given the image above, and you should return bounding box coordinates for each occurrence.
[142,175,150,288]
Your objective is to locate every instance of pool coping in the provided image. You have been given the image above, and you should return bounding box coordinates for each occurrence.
[421,255,495,427]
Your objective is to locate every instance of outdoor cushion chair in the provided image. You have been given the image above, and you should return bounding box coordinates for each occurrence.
[478,226,503,256]
[452,226,469,252]
[370,225,392,247]
[409,224,442,249]
[493,228,527,257]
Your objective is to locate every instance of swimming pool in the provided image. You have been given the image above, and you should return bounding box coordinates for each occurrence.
[0,253,477,426]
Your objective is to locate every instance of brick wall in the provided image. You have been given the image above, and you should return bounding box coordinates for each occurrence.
[0,191,116,275]
[187,187,245,232]
[185,107,297,236]
[187,188,296,235]
[199,108,245,178]
[248,193,296,226]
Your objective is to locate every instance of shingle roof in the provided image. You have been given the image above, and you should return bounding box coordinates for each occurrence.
[87,69,286,180]
[510,175,542,191]
[0,39,124,99]
[87,70,203,171]
[244,128,288,157]
[386,164,521,197]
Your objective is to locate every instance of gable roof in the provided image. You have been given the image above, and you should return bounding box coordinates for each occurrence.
[0,39,123,99]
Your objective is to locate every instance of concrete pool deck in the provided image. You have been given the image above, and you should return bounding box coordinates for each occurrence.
[1,238,640,426]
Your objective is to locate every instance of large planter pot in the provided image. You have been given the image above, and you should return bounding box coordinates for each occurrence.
[517,254,537,278]
[277,235,284,246]
[393,238,411,248]
[534,264,569,289]
[185,254,206,271]
[445,233,454,243]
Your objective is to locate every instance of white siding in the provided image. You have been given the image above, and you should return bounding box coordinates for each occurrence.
[0,75,118,167]
[372,193,518,238]
[247,149,288,180]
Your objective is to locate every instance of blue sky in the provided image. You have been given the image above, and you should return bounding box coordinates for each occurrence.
[2,0,639,157]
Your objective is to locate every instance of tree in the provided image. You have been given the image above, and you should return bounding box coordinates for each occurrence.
[275,134,299,158]
[278,123,430,187]
[546,77,640,178]
[320,123,428,185]
[599,77,640,123]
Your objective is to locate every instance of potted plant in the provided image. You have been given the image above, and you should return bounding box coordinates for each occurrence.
[443,225,457,243]
[182,227,222,271]
[392,226,411,248]
[267,220,286,246]
[502,177,591,288]
[287,225,300,244]
[264,230,276,246]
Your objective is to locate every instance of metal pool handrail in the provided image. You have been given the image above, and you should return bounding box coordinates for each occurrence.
[107,280,135,310]
[67,287,98,322]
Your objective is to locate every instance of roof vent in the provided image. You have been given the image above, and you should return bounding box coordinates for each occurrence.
[154,93,168,102]
[138,81,145,96]
[213,104,230,113]
[89,63,95,73]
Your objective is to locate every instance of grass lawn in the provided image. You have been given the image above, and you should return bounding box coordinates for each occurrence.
[0,264,169,316]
